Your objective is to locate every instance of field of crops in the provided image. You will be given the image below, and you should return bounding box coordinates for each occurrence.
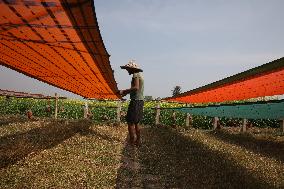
[0,97,280,130]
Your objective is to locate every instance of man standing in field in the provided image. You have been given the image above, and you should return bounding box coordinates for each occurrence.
[119,60,144,146]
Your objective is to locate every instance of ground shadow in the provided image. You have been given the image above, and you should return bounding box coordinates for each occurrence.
[79,126,123,143]
[208,130,284,163]
[115,137,146,188]
[0,119,93,168]
[0,116,30,127]
[116,127,274,189]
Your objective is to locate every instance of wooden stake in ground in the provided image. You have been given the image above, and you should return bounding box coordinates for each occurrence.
[84,101,89,119]
[155,102,161,125]
[172,111,177,128]
[213,117,219,130]
[186,113,192,128]
[54,93,58,119]
[116,101,122,124]
[280,119,284,133]
[185,104,192,129]
[241,119,247,132]
[27,109,33,119]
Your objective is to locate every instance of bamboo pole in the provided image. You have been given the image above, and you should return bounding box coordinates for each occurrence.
[155,101,161,125]
[241,119,247,132]
[186,113,192,128]
[116,100,122,123]
[172,111,177,128]
[280,119,284,133]
[84,101,88,119]
[54,93,58,119]
[185,104,192,128]
[213,117,219,130]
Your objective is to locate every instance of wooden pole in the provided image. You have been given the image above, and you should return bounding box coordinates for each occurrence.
[241,119,247,132]
[185,104,192,128]
[116,100,122,123]
[54,93,58,119]
[213,117,219,130]
[280,119,284,133]
[155,101,161,125]
[172,111,177,128]
[186,113,192,128]
[84,101,88,119]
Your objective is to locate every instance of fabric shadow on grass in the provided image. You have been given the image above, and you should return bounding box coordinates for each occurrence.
[79,125,123,143]
[207,130,284,163]
[0,120,93,168]
[0,115,30,127]
[116,126,275,189]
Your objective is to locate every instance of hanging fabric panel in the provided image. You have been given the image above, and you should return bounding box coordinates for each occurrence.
[166,58,284,103]
[0,0,119,99]
[174,100,284,120]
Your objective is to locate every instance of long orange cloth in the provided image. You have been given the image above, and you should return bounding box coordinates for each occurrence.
[166,57,284,103]
[0,0,119,99]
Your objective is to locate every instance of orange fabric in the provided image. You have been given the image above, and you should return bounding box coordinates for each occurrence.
[168,68,284,103]
[0,0,119,99]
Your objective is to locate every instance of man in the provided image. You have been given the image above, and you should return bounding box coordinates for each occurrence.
[119,60,144,146]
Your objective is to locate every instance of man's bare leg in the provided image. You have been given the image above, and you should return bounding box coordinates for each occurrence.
[135,123,141,146]
[128,123,136,145]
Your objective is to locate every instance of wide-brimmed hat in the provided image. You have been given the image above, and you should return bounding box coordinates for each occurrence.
[120,60,143,72]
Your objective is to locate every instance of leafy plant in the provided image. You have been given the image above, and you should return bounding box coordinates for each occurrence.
[0,97,279,129]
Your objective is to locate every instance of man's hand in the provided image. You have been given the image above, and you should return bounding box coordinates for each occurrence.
[119,90,126,97]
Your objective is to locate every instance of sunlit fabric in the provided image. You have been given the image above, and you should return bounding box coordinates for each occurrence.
[174,100,284,120]
[0,0,119,99]
[166,57,284,103]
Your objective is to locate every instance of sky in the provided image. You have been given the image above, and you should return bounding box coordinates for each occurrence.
[1,0,284,99]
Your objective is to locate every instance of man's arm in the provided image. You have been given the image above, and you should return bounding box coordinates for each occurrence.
[120,77,139,97]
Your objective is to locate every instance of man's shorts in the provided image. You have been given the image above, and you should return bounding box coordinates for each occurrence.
[126,100,144,124]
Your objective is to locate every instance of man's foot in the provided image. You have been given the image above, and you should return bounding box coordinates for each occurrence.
[134,139,141,147]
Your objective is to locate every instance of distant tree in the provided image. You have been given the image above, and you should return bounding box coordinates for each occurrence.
[172,86,182,97]
[155,97,161,101]
[144,96,153,101]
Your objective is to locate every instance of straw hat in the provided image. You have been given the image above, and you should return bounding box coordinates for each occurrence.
[120,60,143,72]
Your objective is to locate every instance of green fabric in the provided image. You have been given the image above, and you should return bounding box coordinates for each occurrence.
[130,72,144,100]
[174,100,284,120]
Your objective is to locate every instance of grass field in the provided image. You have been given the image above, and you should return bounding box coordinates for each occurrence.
[0,115,283,188]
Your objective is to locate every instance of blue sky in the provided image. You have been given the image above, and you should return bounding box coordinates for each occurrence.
[1,0,284,98]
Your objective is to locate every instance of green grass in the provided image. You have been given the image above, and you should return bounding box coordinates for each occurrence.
[0,115,283,188]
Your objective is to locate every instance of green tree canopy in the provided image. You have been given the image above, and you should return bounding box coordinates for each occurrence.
[172,86,182,97]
